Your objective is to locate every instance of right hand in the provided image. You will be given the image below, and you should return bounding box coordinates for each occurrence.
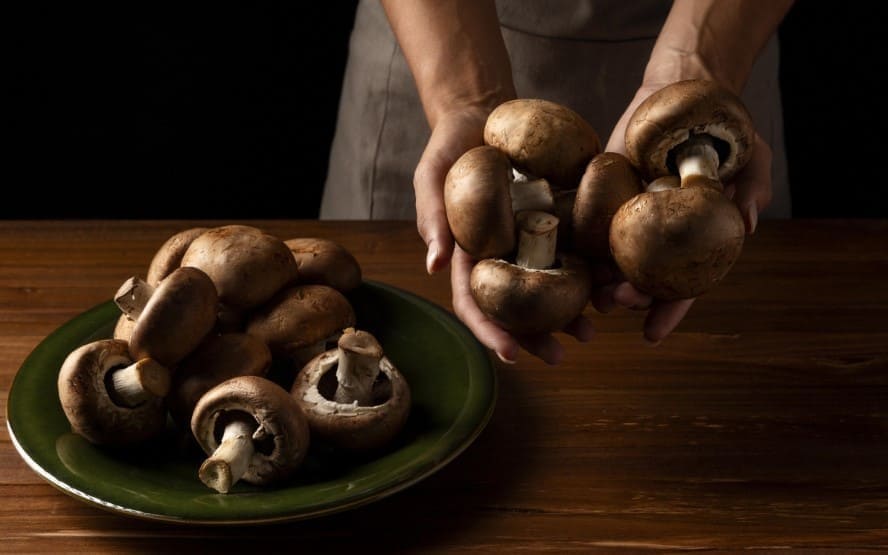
[414,106,595,365]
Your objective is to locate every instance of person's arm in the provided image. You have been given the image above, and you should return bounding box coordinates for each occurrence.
[602,0,795,343]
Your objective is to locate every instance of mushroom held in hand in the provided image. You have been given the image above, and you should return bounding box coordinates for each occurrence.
[612,79,752,300]
[190,375,310,494]
[114,266,218,369]
[484,98,601,191]
[471,211,591,335]
[58,339,169,446]
[291,328,411,452]
[571,152,643,259]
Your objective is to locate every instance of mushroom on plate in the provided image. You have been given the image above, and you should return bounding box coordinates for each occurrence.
[291,328,411,452]
[245,284,356,369]
[57,339,169,446]
[611,79,751,300]
[180,225,299,314]
[114,266,218,369]
[284,237,362,293]
[145,226,209,287]
[167,333,272,430]
[470,210,591,335]
[190,375,310,494]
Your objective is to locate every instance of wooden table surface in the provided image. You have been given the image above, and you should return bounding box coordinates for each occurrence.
[1,219,886,553]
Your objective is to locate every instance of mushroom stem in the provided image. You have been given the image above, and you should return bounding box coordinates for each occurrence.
[199,418,257,494]
[515,210,559,270]
[674,134,721,188]
[114,277,156,321]
[108,358,171,407]
[510,173,554,214]
[333,329,384,406]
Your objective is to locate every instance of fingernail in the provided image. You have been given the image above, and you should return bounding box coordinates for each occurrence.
[425,243,438,275]
[495,350,517,365]
[643,335,661,348]
[746,203,758,235]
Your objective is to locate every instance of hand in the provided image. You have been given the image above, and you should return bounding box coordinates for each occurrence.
[599,82,773,344]
[414,107,594,365]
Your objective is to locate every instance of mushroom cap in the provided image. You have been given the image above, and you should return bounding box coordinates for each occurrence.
[146,227,209,287]
[484,98,601,190]
[571,152,644,258]
[624,79,755,183]
[470,254,592,335]
[609,185,746,300]
[284,237,362,293]
[168,333,272,428]
[190,375,310,487]
[180,225,299,312]
[291,348,411,452]
[444,145,516,260]
[129,266,219,368]
[57,339,167,446]
[245,284,356,360]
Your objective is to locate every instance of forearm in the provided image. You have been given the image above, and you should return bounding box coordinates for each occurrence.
[644,0,795,94]
[380,0,516,128]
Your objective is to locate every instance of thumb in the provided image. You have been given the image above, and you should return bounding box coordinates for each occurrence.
[729,134,773,235]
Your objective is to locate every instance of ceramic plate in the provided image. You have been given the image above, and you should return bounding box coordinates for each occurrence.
[7,280,496,524]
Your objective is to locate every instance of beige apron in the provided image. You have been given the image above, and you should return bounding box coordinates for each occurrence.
[321,0,791,220]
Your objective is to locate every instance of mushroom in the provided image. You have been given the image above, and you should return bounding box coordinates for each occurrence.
[167,333,272,430]
[612,79,751,300]
[190,375,310,494]
[114,266,219,369]
[57,339,169,446]
[284,237,362,293]
[483,98,601,191]
[571,152,643,259]
[444,145,516,260]
[291,328,411,452]
[245,284,356,369]
[470,210,591,335]
[180,225,299,313]
[145,226,209,287]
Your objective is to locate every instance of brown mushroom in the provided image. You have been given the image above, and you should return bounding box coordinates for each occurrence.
[291,328,411,452]
[571,152,643,259]
[284,237,362,293]
[191,375,310,494]
[612,79,751,300]
[167,333,272,429]
[146,227,209,287]
[245,284,356,368]
[470,211,591,335]
[444,145,516,260]
[180,225,299,313]
[57,339,169,446]
[114,266,218,369]
[483,98,601,190]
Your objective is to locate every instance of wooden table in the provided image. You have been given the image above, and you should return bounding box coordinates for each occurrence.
[1,219,886,553]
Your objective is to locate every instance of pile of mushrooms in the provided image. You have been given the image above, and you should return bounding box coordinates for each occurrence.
[57,225,411,494]
[446,82,754,337]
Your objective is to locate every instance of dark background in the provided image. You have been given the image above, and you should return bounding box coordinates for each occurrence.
[5,2,885,219]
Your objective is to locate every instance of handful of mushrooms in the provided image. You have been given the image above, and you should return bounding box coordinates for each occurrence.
[446,82,753,337]
[57,225,411,494]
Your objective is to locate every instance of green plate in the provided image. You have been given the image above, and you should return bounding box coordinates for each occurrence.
[7,280,497,524]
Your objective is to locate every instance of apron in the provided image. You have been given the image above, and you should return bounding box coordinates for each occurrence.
[320,0,791,220]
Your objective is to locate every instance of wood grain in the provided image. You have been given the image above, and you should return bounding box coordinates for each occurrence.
[1,219,886,553]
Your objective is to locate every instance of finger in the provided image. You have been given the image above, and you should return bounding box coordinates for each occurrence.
[450,246,520,364]
[729,135,773,235]
[589,282,619,314]
[562,313,595,342]
[515,333,564,366]
[414,147,455,275]
[613,282,653,310]
[643,297,695,344]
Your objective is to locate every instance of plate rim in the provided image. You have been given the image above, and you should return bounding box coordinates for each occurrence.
[6,279,498,525]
